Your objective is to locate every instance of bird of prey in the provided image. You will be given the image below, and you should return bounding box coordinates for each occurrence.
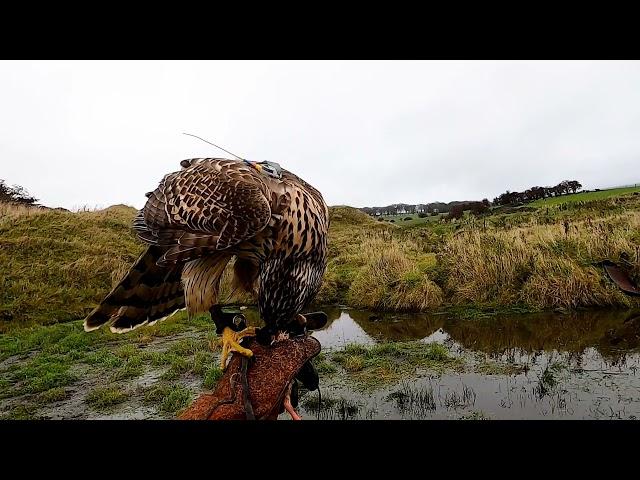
[84,158,329,372]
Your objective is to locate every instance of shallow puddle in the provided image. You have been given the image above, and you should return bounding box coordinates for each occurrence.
[281,307,640,420]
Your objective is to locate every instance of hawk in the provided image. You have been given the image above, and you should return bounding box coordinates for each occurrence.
[84,158,329,372]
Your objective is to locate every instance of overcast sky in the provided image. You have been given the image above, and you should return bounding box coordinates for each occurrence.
[1,60,639,210]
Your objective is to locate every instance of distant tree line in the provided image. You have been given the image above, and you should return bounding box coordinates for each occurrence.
[0,179,38,205]
[493,180,582,206]
[361,203,419,216]
[361,201,475,217]
[445,199,490,221]
[360,179,583,217]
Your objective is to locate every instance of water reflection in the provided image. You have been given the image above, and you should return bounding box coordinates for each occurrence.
[293,307,640,420]
[308,307,640,362]
[310,307,444,347]
[242,305,640,364]
[310,310,375,348]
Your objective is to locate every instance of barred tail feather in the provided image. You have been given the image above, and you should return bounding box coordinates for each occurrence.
[84,246,185,333]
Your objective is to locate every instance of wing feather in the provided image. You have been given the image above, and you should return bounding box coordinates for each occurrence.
[135,159,272,264]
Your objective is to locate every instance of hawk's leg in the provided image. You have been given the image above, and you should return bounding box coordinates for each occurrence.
[219,326,257,369]
[210,306,257,370]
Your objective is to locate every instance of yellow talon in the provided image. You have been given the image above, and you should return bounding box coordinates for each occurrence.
[220,326,257,369]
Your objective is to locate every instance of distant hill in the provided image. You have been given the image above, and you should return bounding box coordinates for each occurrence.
[329,205,379,225]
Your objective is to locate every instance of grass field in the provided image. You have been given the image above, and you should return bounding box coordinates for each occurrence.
[0,204,145,327]
[530,185,640,207]
[317,193,640,313]
[375,213,443,227]
[1,183,640,331]
[0,311,223,419]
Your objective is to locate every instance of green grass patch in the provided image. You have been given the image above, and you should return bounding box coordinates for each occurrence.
[0,320,123,363]
[143,384,192,416]
[44,331,95,355]
[202,367,224,389]
[114,344,140,359]
[193,351,216,376]
[141,350,175,367]
[111,356,144,381]
[160,355,190,380]
[0,377,11,399]
[84,348,124,368]
[2,404,40,420]
[311,352,338,375]
[169,338,208,357]
[139,312,211,337]
[161,385,192,415]
[8,353,77,395]
[445,304,539,320]
[377,213,443,227]
[0,322,77,360]
[170,353,192,372]
[315,360,338,375]
[37,386,69,404]
[85,386,128,409]
[530,186,640,207]
[331,341,462,388]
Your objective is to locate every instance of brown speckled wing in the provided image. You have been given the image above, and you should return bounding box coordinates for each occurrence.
[136,159,272,264]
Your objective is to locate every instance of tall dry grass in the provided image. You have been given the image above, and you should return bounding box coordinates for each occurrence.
[520,257,619,309]
[343,236,442,311]
[0,202,49,221]
[317,204,640,312]
[441,211,640,309]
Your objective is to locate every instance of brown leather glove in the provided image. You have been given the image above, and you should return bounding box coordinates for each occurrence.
[179,335,321,420]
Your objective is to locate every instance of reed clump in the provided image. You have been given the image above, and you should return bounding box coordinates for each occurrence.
[346,238,443,311]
